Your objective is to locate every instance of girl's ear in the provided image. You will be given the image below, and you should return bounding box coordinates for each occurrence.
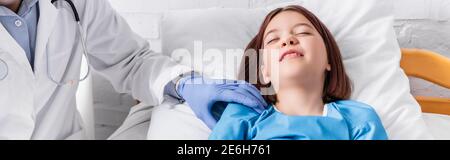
[261,65,271,83]
[326,64,331,71]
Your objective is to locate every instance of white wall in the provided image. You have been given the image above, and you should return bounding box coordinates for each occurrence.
[92,0,450,139]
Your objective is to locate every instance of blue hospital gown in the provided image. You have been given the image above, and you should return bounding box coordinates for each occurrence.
[209,100,388,140]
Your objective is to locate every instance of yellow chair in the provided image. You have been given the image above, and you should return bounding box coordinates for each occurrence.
[400,48,450,115]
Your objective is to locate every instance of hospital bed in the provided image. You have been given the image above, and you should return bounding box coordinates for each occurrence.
[140,48,450,140]
[400,49,450,139]
[400,48,450,116]
[104,48,450,140]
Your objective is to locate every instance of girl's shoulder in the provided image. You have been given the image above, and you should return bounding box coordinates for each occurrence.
[329,100,382,127]
[330,100,376,113]
[220,103,262,120]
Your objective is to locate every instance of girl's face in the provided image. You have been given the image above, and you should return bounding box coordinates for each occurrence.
[261,11,330,91]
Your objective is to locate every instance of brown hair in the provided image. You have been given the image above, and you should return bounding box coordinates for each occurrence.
[238,5,352,104]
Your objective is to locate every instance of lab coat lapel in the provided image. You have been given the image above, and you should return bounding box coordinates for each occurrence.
[34,0,59,75]
[0,23,34,76]
[31,0,62,117]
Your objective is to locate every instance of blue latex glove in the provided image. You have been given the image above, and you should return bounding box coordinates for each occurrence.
[177,74,268,129]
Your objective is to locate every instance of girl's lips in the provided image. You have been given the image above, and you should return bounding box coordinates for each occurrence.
[279,49,304,62]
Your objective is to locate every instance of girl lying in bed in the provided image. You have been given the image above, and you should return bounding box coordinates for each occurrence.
[209,5,388,140]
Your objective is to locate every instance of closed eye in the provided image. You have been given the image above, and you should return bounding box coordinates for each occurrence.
[295,32,311,36]
[266,38,279,45]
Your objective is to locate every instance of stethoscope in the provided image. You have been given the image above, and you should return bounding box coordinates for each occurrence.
[0,0,90,84]
[48,0,91,85]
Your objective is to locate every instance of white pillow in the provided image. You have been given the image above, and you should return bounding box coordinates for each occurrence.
[161,8,266,79]
[151,0,434,139]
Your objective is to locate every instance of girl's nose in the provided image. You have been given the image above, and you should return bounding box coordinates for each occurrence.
[281,36,299,47]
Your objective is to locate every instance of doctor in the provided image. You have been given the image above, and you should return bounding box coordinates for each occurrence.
[0,0,267,139]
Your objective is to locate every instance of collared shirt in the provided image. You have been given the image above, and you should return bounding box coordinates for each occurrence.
[0,0,39,69]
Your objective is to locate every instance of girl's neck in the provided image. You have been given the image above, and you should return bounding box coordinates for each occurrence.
[274,85,324,116]
[4,0,21,13]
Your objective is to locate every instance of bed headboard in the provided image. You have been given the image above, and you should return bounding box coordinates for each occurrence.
[400,48,450,115]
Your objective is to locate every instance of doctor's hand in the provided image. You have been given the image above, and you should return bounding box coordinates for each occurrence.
[176,74,268,129]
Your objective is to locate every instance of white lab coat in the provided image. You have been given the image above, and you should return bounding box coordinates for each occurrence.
[0,0,190,139]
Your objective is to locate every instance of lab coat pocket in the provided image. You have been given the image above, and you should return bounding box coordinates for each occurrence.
[0,52,32,89]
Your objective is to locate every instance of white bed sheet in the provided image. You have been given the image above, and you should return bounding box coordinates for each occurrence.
[422,113,450,140]
[147,98,210,140]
